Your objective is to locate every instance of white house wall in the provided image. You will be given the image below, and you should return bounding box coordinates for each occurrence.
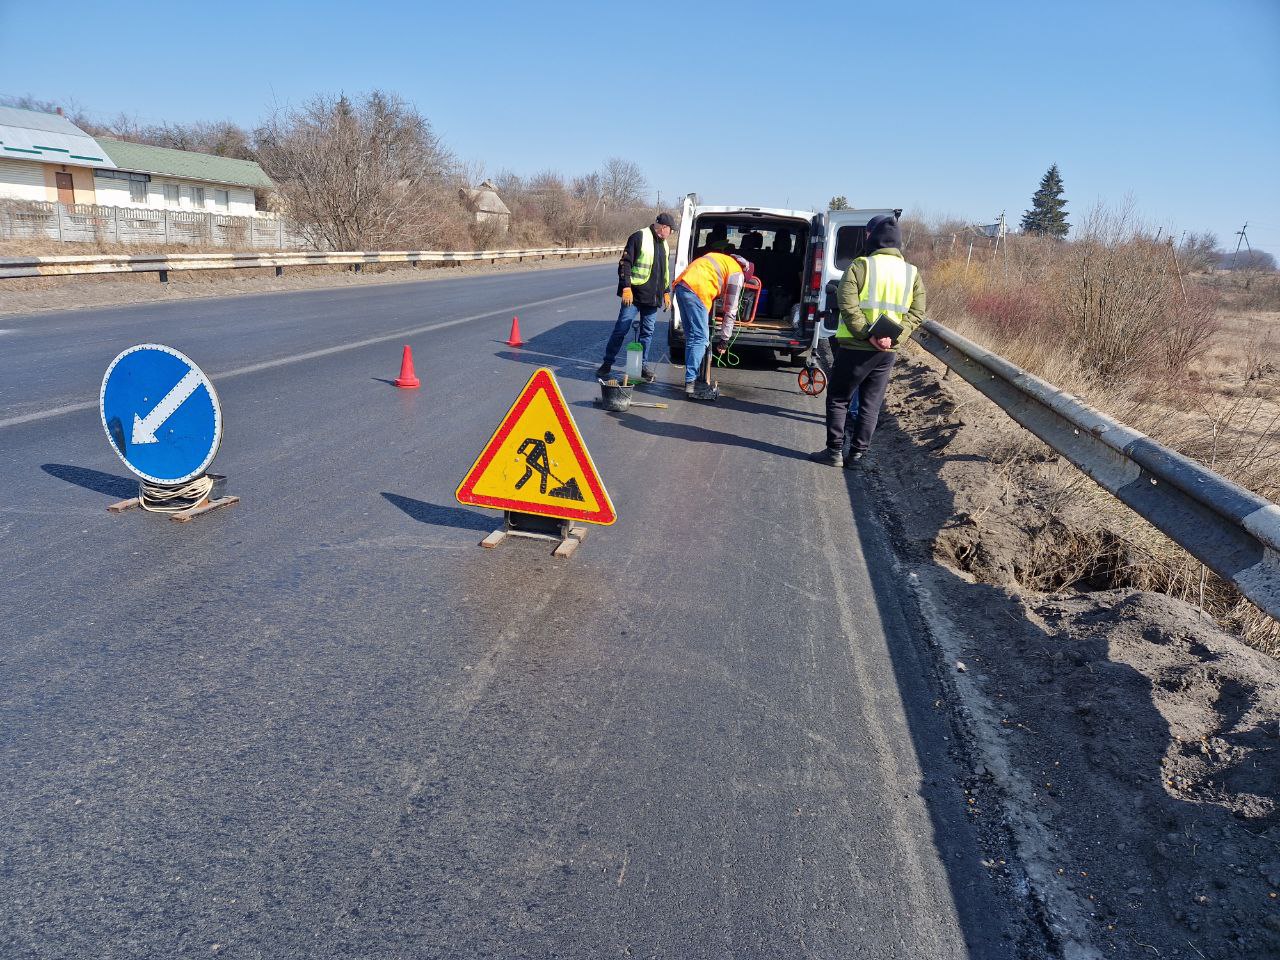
[90,175,258,215]
[0,158,49,202]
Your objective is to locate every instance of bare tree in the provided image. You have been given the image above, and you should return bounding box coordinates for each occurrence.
[255,91,465,250]
[601,157,648,209]
[1177,231,1220,273]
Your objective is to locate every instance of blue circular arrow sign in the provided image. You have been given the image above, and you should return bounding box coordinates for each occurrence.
[99,344,222,485]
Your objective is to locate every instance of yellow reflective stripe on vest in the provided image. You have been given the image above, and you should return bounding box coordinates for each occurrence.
[836,254,916,341]
[629,229,669,288]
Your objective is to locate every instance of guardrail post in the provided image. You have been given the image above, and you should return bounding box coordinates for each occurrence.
[275,266,283,277]
[158,269,168,283]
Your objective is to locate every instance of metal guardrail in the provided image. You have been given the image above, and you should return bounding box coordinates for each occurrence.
[915,320,1280,619]
[0,245,622,281]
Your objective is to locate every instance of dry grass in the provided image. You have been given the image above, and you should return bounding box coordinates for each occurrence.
[915,211,1280,655]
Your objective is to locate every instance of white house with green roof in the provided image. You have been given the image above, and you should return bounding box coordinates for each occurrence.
[0,106,274,217]
[94,138,274,216]
[0,105,116,205]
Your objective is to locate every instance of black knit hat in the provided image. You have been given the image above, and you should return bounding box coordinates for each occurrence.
[865,214,901,251]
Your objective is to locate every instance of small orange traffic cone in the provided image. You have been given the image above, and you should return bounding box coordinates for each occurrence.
[506,315,524,348]
[394,345,421,388]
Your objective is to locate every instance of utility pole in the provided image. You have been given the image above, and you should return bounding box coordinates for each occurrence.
[1230,222,1251,269]
[994,211,1007,275]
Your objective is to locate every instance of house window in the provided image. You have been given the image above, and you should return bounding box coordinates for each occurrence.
[214,189,229,211]
[163,184,180,204]
[129,180,148,203]
[192,187,206,208]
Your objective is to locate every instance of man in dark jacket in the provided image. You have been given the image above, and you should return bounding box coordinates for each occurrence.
[810,214,927,467]
[596,212,675,383]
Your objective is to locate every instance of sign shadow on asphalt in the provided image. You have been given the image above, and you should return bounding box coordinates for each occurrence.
[41,463,138,500]
[381,492,496,532]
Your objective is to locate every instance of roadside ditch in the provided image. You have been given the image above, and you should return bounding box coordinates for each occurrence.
[868,350,1280,959]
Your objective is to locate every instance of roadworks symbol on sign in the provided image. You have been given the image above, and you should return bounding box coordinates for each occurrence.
[456,368,616,525]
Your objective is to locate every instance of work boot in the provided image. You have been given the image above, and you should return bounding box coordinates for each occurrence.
[809,447,844,467]
[844,451,866,468]
[640,366,657,384]
[595,364,611,382]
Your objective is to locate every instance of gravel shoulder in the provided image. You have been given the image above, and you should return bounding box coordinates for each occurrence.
[867,350,1280,959]
[0,254,615,318]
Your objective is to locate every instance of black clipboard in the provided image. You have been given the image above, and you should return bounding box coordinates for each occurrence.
[867,313,904,344]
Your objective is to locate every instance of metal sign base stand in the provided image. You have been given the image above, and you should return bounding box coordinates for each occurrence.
[107,474,239,523]
[481,510,588,558]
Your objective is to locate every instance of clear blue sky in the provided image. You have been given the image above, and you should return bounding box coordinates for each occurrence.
[2,0,1277,252]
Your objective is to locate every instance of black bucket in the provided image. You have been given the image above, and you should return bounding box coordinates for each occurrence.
[599,381,633,412]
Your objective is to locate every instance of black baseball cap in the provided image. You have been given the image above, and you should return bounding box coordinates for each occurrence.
[655,212,677,229]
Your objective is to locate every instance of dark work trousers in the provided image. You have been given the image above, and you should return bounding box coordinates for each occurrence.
[824,347,898,454]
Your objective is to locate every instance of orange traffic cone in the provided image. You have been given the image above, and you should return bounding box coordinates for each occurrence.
[506,315,524,348]
[394,345,421,389]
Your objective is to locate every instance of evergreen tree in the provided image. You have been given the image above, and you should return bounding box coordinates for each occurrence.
[829,195,849,210]
[1020,165,1069,238]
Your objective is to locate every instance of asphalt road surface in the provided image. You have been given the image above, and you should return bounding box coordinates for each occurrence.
[1,266,1030,959]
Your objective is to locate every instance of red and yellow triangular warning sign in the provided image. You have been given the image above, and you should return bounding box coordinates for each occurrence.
[456,368,616,525]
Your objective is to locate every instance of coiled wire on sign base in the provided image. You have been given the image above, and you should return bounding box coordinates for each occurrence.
[138,475,214,513]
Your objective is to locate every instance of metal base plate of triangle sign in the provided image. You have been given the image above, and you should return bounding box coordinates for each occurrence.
[480,511,590,558]
[457,367,615,557]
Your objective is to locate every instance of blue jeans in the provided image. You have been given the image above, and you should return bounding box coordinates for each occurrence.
[675,284,709,384]
[601,301,660,369]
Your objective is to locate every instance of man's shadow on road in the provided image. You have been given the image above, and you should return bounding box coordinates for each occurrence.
[613,413,811,462]
[493,318,606,384]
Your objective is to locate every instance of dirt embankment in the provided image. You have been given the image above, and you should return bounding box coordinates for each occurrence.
[871,351,1280,959]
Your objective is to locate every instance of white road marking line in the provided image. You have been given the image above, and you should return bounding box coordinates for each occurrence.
[0,285,609,430]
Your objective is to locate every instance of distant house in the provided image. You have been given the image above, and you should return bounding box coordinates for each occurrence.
[0,105,117,205]
[459,179,511,234]
[0,105,275,216]
[94,139,273,216]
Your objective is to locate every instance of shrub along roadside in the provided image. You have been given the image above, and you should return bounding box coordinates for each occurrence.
[904,209,1280,654]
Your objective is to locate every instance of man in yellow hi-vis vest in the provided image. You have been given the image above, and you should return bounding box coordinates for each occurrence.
[810,214,927,467]
[597,213,676,383]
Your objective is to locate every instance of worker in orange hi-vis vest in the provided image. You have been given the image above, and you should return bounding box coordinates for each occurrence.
[672,252,754,401]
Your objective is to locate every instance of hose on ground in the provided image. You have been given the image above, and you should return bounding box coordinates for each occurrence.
[138,475,214,513]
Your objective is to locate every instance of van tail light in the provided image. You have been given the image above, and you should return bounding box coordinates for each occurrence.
[810,244,824,291]
[806,305,816,324]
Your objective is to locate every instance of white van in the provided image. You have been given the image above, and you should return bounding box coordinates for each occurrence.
[668,194,903,366]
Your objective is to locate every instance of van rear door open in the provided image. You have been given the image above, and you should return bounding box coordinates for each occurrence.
[815,208,901,339]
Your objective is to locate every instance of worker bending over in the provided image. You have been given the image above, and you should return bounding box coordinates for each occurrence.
[672,252,754,401]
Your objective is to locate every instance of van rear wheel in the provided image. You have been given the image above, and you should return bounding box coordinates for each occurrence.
[668,334,685,365]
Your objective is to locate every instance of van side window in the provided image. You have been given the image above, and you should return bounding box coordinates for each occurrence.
[834,226,869,271]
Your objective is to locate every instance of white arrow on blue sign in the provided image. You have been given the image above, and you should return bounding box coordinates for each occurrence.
[99,344,222,485]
